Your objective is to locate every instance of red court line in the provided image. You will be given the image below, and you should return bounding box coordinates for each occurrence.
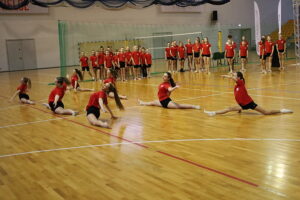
[157,151,259,187]
[27,105,258,187]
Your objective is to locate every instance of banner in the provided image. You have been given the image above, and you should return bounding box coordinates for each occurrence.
[278,0,282,34]
[254,1,261,55]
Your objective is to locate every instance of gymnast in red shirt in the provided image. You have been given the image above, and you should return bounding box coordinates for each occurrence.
[103,69,127,100]
[239,41,248,72]
[86,83,124,128]
[276,34,287,71]
[144,48,152,78]
[264,35,274,73]
[43,77,78,116]
[201,37,212,74]
[138,72,200,109]
[177,41,185,72]
[204,72,293,116]
[185,39,193,71]
[165,42,172,73]
[79,52,94,80]
[90,51,98,81]
[258,36,267,73]
[225,40,235,73]
[69,69,94,92]
[9,77,34,104]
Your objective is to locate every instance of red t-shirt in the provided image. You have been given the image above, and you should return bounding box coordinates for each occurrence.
[103,77,116,84]
[170,47,178,57]
[104,55,113,68]
[239,45,248,57]
[265,41,273,53]
[71,74,79,88]
[86,91,108,110]
[165,48,171,57]
[202,43,211,55]
[240,41,249,47]
[276,39,286,51]
[125,51,132,64]
[90,55,97,67]
[145,53,152,64]
[234,79,253,106]
[118,53,126,62]
[80,56,88,67]
[193,44,201,53]
[140,52,146,64]
[17,83,27,94]
[225,44,235,57]
[232,42,237,49]
[178,46,185,58]
[158,82,171,101]
[97,53,105,65]
[132,51,141,65]
[113,55,118,65]
[259,41,265,56]
[48,84,67,102]
[185,44,193,54]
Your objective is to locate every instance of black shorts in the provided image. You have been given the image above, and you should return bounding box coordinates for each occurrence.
[179,58,185,61]
[202,54,211,57]
[226,56,233,59]
[93,66,100,70]
[278,49,284,53]
[146,64,152,68]
[259,55,266,60]
[49,101,64,112]
[99,64,104,68]
[19,93,29,100]
[160,98,172,108]
[86,106,100,119]
[187,53,193,56]
[194,52,200,58]
[265,53,271,57]
[239,101,258,110]
[171,57,177,60]
[240,56,247,59]
[82,66,90,71]
[127,63,132,67]
[120,62,126,68]
[134,65,140,68]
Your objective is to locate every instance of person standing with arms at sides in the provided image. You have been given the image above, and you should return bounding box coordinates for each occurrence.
[112,50,119,69]
[185,39,193,71]
[86,83,124,128]
[227,35,236,70]
[225,40,235,73]
[241,36,249,47]
[9,77,35,104]
[192,39,201,72]
[90,51,97,81]
[145,48,152,78]
[104,50,113,79]
[140,47,147,78]
[178,41,185,72]
[201,37,212,74]
[259,37,267,74]
[80,52,93,80]
[131,45,141,80]
[69,69,94,92]
[43,77,78,116]
[97,47,105,80]
[239,41,248,72]
[264,35,274,73]
[165,42,172,73]
[170,42,178,73]
[204,72,293,116]
[138,72,200,109]
[118,47,126,82]
[125,46,133,79]
[276,34,286,71]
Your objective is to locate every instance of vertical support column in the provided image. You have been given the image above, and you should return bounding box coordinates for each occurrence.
[58,20,67,77]
[293,0,300,60]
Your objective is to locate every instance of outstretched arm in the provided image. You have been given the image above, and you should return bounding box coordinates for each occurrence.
[221,74,237,82]
[168,85,179,93]
[9,90,20,102]
[105,104,117,119]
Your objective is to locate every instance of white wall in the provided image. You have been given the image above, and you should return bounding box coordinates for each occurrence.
[0,0,294,72]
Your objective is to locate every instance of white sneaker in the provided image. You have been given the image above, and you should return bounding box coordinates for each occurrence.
[72,111,79,116]
[194,105,201,110]
[204,110,216,116]
[280,109,293,114]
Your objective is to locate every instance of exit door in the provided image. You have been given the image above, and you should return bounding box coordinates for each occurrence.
[6,39,37,71]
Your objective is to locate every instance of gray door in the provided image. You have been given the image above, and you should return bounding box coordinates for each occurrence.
[152,32,173,59]
[6,39,37,71]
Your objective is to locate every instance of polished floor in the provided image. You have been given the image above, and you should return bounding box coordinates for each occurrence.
[0,59,300,200]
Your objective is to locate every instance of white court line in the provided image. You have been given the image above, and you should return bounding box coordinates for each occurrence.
[0,137,299,158]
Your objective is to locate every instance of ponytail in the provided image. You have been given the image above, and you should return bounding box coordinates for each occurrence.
[23,77,31,89]
[236,71,245,83]
[166,72,176,87]
[110,68,118,79]
[56,77,71,85]
[108,84,124,110]
[75,69,83,81]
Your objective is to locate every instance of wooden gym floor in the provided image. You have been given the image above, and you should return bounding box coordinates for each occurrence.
[0,59,300,200]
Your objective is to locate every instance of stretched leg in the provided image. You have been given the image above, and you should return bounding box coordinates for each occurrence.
[88,70,94,80]
[108,92,127,100]
[204,106,242,116]
[147,67,151,77]
[167,101,200,109]
[20,98,35,105]
[138,99,161,107]
[54,107,78,116]
[93,69,98,81]
[268,57,272,72]
[254,105,292,115]
[87,114,110,128]
[77,87,94,92]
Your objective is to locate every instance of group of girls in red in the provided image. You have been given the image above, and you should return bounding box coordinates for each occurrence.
[258,34,287,74]
[79,45,152,82]
[165,37,212,74]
